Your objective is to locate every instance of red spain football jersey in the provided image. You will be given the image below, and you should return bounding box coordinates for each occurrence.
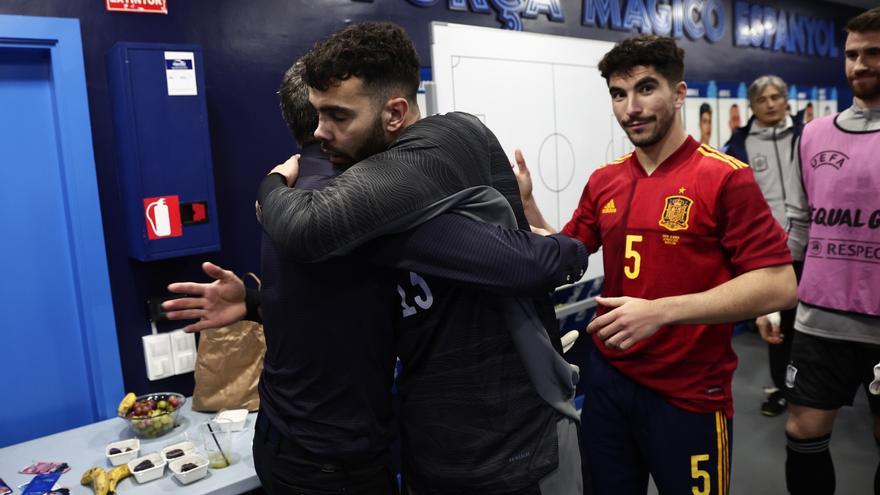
[562,136,792,417]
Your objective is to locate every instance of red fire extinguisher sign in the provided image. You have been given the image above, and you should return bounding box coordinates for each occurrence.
[106,0,168,14]
[143,195,183,240]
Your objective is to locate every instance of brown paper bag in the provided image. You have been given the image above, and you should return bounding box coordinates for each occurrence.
[192,319,265,412]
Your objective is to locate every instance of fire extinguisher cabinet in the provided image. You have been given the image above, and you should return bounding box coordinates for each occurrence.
[107,42,220,261]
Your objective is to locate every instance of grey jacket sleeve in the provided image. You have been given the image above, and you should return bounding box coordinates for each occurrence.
[785,136,810,261]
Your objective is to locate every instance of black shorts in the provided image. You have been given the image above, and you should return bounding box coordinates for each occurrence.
[786,331,880,414]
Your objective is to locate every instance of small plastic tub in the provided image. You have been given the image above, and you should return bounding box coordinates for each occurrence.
[169,454,209,485]
[127,453,166,483]
[161,440,197,463]
[106,438,140,466]
[215,409,248,432]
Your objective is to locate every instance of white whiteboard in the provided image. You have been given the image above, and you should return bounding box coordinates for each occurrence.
[431,22,621,282]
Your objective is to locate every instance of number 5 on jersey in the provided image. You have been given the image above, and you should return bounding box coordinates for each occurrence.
[625,234,643,280]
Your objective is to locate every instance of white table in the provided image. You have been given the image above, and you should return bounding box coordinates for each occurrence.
[0,401,260,494]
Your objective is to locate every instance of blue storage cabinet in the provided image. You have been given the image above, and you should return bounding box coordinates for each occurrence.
[107,42,220,261]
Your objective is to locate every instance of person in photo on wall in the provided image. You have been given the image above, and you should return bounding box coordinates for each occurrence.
[514,34,797,495]
[728,103,741,134]
[722,74,807,418]
[781,7,880,495]
[699,102,712,145]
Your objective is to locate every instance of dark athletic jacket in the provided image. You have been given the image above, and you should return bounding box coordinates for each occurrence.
[258,113,584,492]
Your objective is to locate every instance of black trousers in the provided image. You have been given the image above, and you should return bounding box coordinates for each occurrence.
[253,420,397,495]
[770,261,803,391]
[770,305,797,390]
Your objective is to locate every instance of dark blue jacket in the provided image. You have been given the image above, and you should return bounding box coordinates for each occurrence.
[722,115,803,164]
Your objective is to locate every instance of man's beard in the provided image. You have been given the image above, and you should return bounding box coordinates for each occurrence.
[849,69,880,102]
[353,114,390,163]
[321,114,390,168]
[624,109,675,148]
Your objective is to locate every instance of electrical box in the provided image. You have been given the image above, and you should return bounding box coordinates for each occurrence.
[107,43,220,261]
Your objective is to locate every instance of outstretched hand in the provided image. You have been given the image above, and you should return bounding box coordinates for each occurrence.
[586,296,664,351]
[162,262,247,333]
[512,148,556,234]
[512,148,534,203]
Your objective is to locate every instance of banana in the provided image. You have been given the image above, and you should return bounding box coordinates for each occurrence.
[107,464,131,493]
[81,466,110,495]
[80,467,99,485]
[117,392,136,416]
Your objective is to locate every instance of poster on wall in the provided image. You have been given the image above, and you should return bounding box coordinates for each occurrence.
[794,87,820,126]
[684,81,719,149]
[717,82,748,148]
[785,84,798,118]
[106,0,168,14]
[819,87,839,117]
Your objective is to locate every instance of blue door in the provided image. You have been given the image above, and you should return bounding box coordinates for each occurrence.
[0,15,123,447]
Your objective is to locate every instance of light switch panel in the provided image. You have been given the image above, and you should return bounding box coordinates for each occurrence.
[143,333,174,381]
[170,329,197,375]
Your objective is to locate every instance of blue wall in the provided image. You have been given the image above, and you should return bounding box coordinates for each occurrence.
[0,0,863,396]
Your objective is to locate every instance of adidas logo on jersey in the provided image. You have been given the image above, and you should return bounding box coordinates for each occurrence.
[601,199,617,214]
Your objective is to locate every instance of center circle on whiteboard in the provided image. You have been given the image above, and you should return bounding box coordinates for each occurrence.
[537,133,575,193]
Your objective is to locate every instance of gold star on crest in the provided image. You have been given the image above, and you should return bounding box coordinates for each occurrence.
[678,187,686,194]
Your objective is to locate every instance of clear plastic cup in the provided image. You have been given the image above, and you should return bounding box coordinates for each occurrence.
[199,418,233,469]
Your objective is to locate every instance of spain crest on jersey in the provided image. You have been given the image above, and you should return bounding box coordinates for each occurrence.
[659,195,693,231]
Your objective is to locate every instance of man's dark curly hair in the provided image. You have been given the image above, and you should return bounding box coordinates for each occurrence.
[302,22,420,103]
[278,60,319,145]
[845,7,880,33]
[598,35,685,85]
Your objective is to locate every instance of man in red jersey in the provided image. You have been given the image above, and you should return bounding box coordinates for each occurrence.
[516,35,797,494]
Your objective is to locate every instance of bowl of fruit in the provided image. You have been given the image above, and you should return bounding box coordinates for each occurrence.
[118,392,185,439]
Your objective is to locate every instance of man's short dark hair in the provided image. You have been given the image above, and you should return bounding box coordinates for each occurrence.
[301,22,420,104]
[699,103,711,116]
[598,35,685,85]
[845,7,880,33]
[278,61,318,145]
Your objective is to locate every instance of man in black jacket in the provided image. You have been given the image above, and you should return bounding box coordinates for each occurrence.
[258,22,583,494]
[167,43,586,494]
